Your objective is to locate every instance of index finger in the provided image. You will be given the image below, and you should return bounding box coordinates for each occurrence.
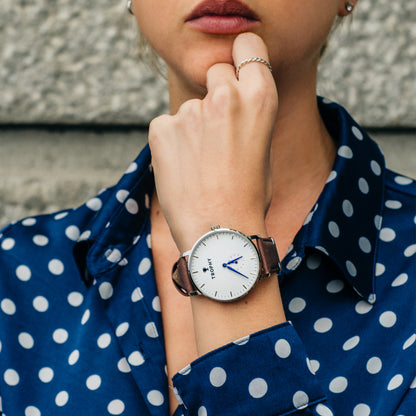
[232,33,273,83]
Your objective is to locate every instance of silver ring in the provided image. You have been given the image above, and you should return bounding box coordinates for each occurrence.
[236,58,272,79]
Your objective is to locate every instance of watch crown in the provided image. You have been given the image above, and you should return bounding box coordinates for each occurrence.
[210,225,221,230]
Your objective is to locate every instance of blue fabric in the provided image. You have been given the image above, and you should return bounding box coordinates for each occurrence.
[0,98,415,416]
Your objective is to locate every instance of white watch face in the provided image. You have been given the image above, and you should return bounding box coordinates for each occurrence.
[188,229,261,302]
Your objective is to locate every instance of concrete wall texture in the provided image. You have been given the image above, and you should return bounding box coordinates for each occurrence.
[0,0,415,127]
[0,0,415,227]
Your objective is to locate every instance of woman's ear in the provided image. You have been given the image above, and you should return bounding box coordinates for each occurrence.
[338,0,359,17]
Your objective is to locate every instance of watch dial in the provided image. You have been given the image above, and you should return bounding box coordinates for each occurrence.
[188,229,260,301]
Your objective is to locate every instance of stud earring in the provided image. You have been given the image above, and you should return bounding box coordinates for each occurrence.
[127,0,134,15]
[345,2,354,13]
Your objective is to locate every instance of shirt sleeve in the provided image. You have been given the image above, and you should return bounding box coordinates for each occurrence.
[172,321,328,416]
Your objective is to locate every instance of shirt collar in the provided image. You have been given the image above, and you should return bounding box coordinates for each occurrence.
[281,98,385,303]
[75,98,386,303]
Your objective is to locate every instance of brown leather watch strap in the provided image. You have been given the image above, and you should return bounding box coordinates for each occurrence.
[172,256,198,297]
[255,237,281,276]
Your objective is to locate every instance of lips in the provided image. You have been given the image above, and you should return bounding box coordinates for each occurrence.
[186,0,259,21]
[185,0,260,34]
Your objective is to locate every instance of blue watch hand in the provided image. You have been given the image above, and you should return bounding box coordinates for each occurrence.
[226,256,243,265]
[225,265,249,279]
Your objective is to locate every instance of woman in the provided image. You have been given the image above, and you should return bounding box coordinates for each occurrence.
[0,0,414,415]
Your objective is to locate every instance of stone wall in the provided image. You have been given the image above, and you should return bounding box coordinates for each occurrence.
[0,0,415,127]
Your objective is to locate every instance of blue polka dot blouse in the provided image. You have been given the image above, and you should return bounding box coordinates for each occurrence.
[0,98,415,415]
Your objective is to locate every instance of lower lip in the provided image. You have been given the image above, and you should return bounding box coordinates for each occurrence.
[186,15,259,34]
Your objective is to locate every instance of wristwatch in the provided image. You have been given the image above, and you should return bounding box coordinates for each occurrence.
[172,226,281,302]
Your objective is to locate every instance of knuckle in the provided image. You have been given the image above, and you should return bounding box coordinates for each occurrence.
[148,115,171,147]
[210,84,238,108]
[245,80,277,113]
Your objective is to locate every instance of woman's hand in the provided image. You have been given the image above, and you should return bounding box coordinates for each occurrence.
[149,32,278,253]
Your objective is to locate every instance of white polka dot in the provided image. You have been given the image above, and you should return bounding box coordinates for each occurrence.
[18,332,34,349]
[375,263,385,276]
[152,296,161,312]
[342,200,354,217]
[306,253,321,270]
[54,212,69,220]
[329,376,348,393]
[172,387,183,405]
[326,280,344,294]
[379,228,396,242]
[16,265,31,281]
[308,359,320,373]
[410,375,416,389]
[67,292,83,307]
[288,297,306,313]
[379,311,397,328]
[275,339,291,358]
[125,162,138,174]
[86,375,102,390]
[358,237,371,253]
[81,309,90,325]
[316,403,333,416]
[287,256,302,270]
[374,215,383,230]
[394,176,413,185]
[48,259,64,275]
[22,218,36,226]
[370,160,381,176]
[355,300,373,314]
[404,244,416,257]
[33,235,49,246]
[125,198,139,214]
[146,233,152,248]
[116,322,129,337]
[106,248,122,263]
[53,328,68,344]
[314,317,333,333]
[1,298,16,315]
[338,145,353,159]
[233,335,250,345]
[39,367,54,383]
[68,349,80,365]
[358,178,369,194]
[118,258,128,266]
[1,238,15,250]
[403,334,416,350]
[145,322,159,338]
[116,189,129,203]
[131,287,143,302]
[108,399,125,415]
[147,390,164,406]
[79,230,91,241]
[179,364,192,375]
[392,273,408,287]
[343,335,360,351]
[328,221,340,238]
[352,126,364,140]
[4,369,19,386]
[97,333,111,349]
[33,296,49,312]
[86,198,102,211]
[128,351,145,366]
[65,225,81,241]
[117,357,131,373]
[326,170,337,183]
[25,406,41,416]
[198,406,208,416]
[385,200,402,209]
[346,260,357,277]
[366,357,382,374]
[99,282,113,300]
[387,374,403,390]
[138,258,151,275]
[248,378,268,398]
[209,367,227,387]
[292,390,309,409]
[353,404,371,416]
